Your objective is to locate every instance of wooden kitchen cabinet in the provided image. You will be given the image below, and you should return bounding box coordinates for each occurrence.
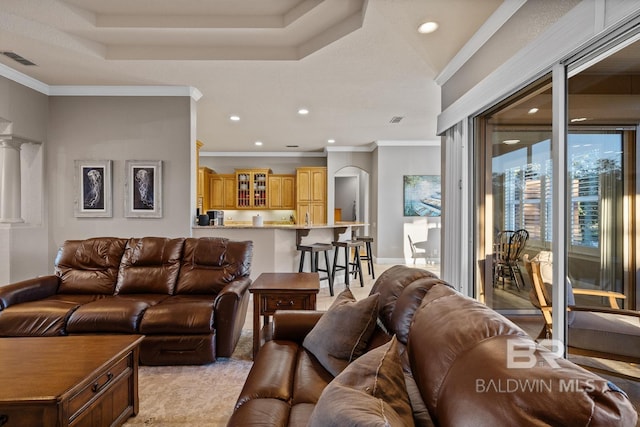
[236,169,271,209]
[210,174,236,210]
[268,175,295,209]
[296,167,326,224]
[198,167,213,212]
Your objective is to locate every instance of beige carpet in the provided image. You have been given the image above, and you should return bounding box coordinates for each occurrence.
[124,331,253,426]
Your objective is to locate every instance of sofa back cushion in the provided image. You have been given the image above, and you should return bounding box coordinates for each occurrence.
[115,237,185,295]
[175,238,253,294]
[370,265,447,344]
[408,284,638,426]
[55,237,127,294]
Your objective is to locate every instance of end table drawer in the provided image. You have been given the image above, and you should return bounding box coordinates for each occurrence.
[68,353,131,420]
[263,294,311,313]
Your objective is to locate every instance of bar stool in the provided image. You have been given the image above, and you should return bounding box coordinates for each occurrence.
[297,243,333,290]
[330,240,364,296]
[354,236,375,279]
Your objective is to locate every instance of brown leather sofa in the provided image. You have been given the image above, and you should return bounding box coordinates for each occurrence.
[0,236,252,365]
[228,265,638,426]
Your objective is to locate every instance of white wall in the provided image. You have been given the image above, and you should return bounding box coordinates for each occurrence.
[46,96,193,268]
[375,144,441,263]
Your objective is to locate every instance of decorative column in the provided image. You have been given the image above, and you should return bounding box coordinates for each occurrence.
[0,137,24,223]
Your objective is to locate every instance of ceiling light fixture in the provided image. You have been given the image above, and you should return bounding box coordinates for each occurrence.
[503,139,520,145]
[327,139,335,144]
[418,21,438,34]
[570,117,587,122]
[229,115,240,121]
[528,108,539,114]
[297,108,309,115]
[254,141,263,146]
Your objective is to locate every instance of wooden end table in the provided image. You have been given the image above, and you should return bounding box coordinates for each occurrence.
[250,272,320,357]
[0,335,143,427]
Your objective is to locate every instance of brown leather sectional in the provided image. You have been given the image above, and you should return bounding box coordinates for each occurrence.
[228,265,638,426]
[0,236,252,365]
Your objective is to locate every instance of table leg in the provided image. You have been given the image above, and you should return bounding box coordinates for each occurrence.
[252,295,260,358]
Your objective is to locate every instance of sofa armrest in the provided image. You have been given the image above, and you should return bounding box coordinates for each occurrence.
[213,277,252,357]
[271,310,325,343]
[0,275,60,310]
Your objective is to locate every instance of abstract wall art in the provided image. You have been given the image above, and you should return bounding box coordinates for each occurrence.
[74,160,112,217]
[403,175,441,217]
[125,160,163,218]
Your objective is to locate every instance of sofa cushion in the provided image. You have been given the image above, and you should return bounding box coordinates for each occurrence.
[308,337,414,427]
[0,300,80,336]
[408,285,637,426]
[140,295,215,334]
[115,237,185,295]
[66,296,154,333]
[369,265,445,344]
[303,289,379,377]
[175,238,247,294]
[55,237,127,294]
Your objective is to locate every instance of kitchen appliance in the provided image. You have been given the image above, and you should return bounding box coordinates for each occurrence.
[207,210,224,226]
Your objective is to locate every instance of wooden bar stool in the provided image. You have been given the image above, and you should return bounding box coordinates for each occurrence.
[354,236,375,279]
[330,240,364,296]
[297,243,333,290]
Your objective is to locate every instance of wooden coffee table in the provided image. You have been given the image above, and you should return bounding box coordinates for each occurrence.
[250,272,320,357]
[0,335,143,427]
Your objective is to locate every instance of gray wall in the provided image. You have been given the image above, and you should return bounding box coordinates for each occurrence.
[335,176,358,221]
[375,145,441,262]
[46,96,193,268]
[0,76,49,284]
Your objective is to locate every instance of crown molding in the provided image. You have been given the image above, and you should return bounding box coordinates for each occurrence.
[200,151,326,157]
[0,63,50,95]
[374,140,440,147]
[0,63,201,100]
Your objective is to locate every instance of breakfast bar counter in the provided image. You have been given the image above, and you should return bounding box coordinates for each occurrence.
[192,222,366,280]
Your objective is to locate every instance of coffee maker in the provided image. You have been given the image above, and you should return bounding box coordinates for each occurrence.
[207,210,224,226]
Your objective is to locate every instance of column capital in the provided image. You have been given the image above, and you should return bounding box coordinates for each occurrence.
[0,139,24,150]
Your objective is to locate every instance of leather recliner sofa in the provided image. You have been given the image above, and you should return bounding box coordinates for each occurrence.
[0,236,252,365]
[228,265,638,426]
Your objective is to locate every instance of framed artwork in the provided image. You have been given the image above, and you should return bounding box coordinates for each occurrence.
[125,160,163,218]
[74,160,112,217]
[403,175,441,217]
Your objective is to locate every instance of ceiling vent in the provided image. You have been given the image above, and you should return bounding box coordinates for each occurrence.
[390,116,403,124]
[2,51,37,66]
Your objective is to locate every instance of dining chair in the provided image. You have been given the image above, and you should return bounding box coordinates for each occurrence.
[407,235,427,264]
[493,229,529,290]
[526,257,640,364]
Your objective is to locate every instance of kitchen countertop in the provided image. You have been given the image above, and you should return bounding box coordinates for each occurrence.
[193,221,367,230]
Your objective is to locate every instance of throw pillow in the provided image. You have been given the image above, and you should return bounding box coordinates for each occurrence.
[303,289,379,376]
[308,336,415,427]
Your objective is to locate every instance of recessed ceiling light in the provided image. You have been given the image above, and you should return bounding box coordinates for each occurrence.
[229,115,240,121]
[503,139,520,145]
[327,139,335,144]
[418,21,438,34]
[254,141,263,146]
[297,108,309,115]
[571,117,587,122]
[528,108,539,114]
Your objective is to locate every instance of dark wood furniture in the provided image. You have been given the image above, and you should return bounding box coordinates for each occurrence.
[0,335,143,427]
[250,272,320,357]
